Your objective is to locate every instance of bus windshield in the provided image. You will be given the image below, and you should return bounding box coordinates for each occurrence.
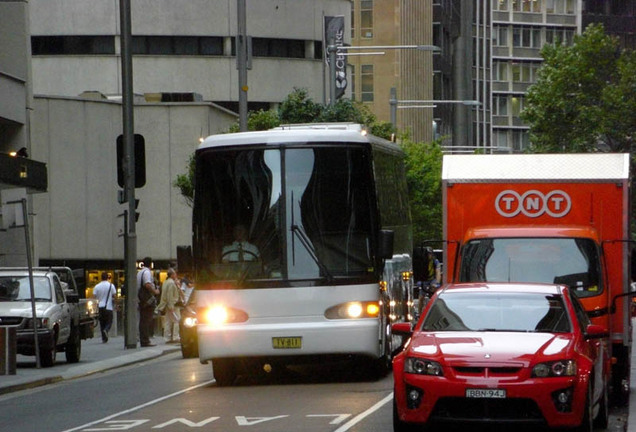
[193,145,378,287]
[458,237,602,298]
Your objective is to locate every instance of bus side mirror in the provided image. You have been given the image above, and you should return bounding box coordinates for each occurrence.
[379,230,394,260]
[177,245,193,273]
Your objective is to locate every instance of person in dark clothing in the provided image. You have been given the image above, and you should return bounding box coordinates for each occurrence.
[137,257,159,347]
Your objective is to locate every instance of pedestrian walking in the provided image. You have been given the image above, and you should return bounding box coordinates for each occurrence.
[156,268,181,343]
[137,257,159,347]
[92,272,116,343]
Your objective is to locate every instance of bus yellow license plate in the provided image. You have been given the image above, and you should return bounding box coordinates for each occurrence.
[272,337,302,349]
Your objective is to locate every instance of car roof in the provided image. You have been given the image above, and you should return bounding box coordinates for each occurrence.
[0,269,54,278]
[439,282,566,296]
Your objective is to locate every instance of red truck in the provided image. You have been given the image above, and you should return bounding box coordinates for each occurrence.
[442,153,632,404]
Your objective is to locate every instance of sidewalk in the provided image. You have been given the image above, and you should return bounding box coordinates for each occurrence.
[0,335,180,395]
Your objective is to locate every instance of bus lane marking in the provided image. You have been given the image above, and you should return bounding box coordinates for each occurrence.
[306,414,351,424]
[333,392,393,432]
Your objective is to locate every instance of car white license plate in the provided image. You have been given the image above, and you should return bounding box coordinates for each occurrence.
[272,337,302,349]
[465,388,506,399]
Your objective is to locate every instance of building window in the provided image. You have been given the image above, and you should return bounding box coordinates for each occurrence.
[512,130,529,151]
[31,36,115,55]
[361,64,374,102]
[494,130,509,149]
[547,0,576,14]
[351,64,356,101]
[513,26,542,48]
[493,26,509,46]
[494,95,509,116]
[494,61,508,81]
[511,95,525,116]
[496,0,509,11]
[351,7,356,39]
[546,28,575,46]
[360,0,374,39]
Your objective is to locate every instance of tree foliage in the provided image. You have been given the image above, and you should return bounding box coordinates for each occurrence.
[522,24,635,152]
[400,138,443,245]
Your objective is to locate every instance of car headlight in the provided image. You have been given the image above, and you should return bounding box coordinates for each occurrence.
[182,316,197,328]
[404,357,444,376]
[325,301,380,319]
[25,318,49,329]
[198,305,248,326]
[532,360,576,377]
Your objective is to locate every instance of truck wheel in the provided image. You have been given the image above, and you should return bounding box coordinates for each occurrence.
[65,326,82,363]
[40,343,57,367]
[212,359,236,386]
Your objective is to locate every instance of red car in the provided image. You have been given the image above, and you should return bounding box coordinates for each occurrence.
[392,283,610,432]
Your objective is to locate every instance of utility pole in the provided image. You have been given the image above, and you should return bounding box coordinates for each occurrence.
[119,0,138,349]
[237,0,248,131]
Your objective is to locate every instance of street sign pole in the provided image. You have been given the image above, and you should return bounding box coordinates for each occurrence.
[120,0,138,349]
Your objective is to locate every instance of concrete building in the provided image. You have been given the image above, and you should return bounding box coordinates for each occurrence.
[31,96,236,284]
[28,0,351,111]
[349,0,435,143]
[4,1,353,290]
[582,0,636,49]
[0,1,47,266]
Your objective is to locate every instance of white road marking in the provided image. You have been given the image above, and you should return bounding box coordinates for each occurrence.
[59,380,216,432]
[332,392,393,432]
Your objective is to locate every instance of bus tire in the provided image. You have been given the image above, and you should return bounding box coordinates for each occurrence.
[212,358,236,386]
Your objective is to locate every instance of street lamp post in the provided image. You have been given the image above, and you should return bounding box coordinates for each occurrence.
[326,44,440,107]
[389,93,480,129]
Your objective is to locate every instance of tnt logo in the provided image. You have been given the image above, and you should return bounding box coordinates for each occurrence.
[495,190,571,218]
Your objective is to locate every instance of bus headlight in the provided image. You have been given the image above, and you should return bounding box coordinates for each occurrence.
[198,305,248,326]
[325,301,380,319]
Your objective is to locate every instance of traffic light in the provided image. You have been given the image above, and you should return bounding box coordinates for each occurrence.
[116,134,146,188]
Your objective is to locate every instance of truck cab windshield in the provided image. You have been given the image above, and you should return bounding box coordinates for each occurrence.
[459,237,601,298]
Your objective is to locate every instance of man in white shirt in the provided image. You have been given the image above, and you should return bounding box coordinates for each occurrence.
[93,272,116,343]
[222,224,260,262]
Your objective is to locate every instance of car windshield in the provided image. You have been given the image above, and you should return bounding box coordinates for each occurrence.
[420,291,571,333]
[459,237,602,298]
[0,276,52,301]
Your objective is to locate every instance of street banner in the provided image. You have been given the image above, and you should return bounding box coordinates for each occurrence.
[324,15,347,100]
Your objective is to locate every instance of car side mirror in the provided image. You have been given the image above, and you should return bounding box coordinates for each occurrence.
[378,230,394,260]
[584,323,608,339]
[392,322,413,337]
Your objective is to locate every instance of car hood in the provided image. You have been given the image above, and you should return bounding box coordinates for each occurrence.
[0,301,53,318]
[409,331,573,365]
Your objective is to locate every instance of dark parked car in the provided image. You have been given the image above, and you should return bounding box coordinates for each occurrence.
[179,292,198,358]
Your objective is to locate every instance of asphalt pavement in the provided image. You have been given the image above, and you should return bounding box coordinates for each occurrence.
[2,324,636,432]
[0,334,181,395]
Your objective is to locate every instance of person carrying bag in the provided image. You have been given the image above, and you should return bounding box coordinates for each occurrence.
[93,272,116,343]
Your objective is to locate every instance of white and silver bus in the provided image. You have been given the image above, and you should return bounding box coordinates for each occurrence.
[180,123,414,385]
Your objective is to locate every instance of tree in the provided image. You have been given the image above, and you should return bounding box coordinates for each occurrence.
[400,138,443,245]
[522,24,635,153]
[278,88,322,124]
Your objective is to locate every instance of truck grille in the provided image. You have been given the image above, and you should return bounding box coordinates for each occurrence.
[0,317,24,326]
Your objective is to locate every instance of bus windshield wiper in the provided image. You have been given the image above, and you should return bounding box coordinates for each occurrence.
[291,224,333,283]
